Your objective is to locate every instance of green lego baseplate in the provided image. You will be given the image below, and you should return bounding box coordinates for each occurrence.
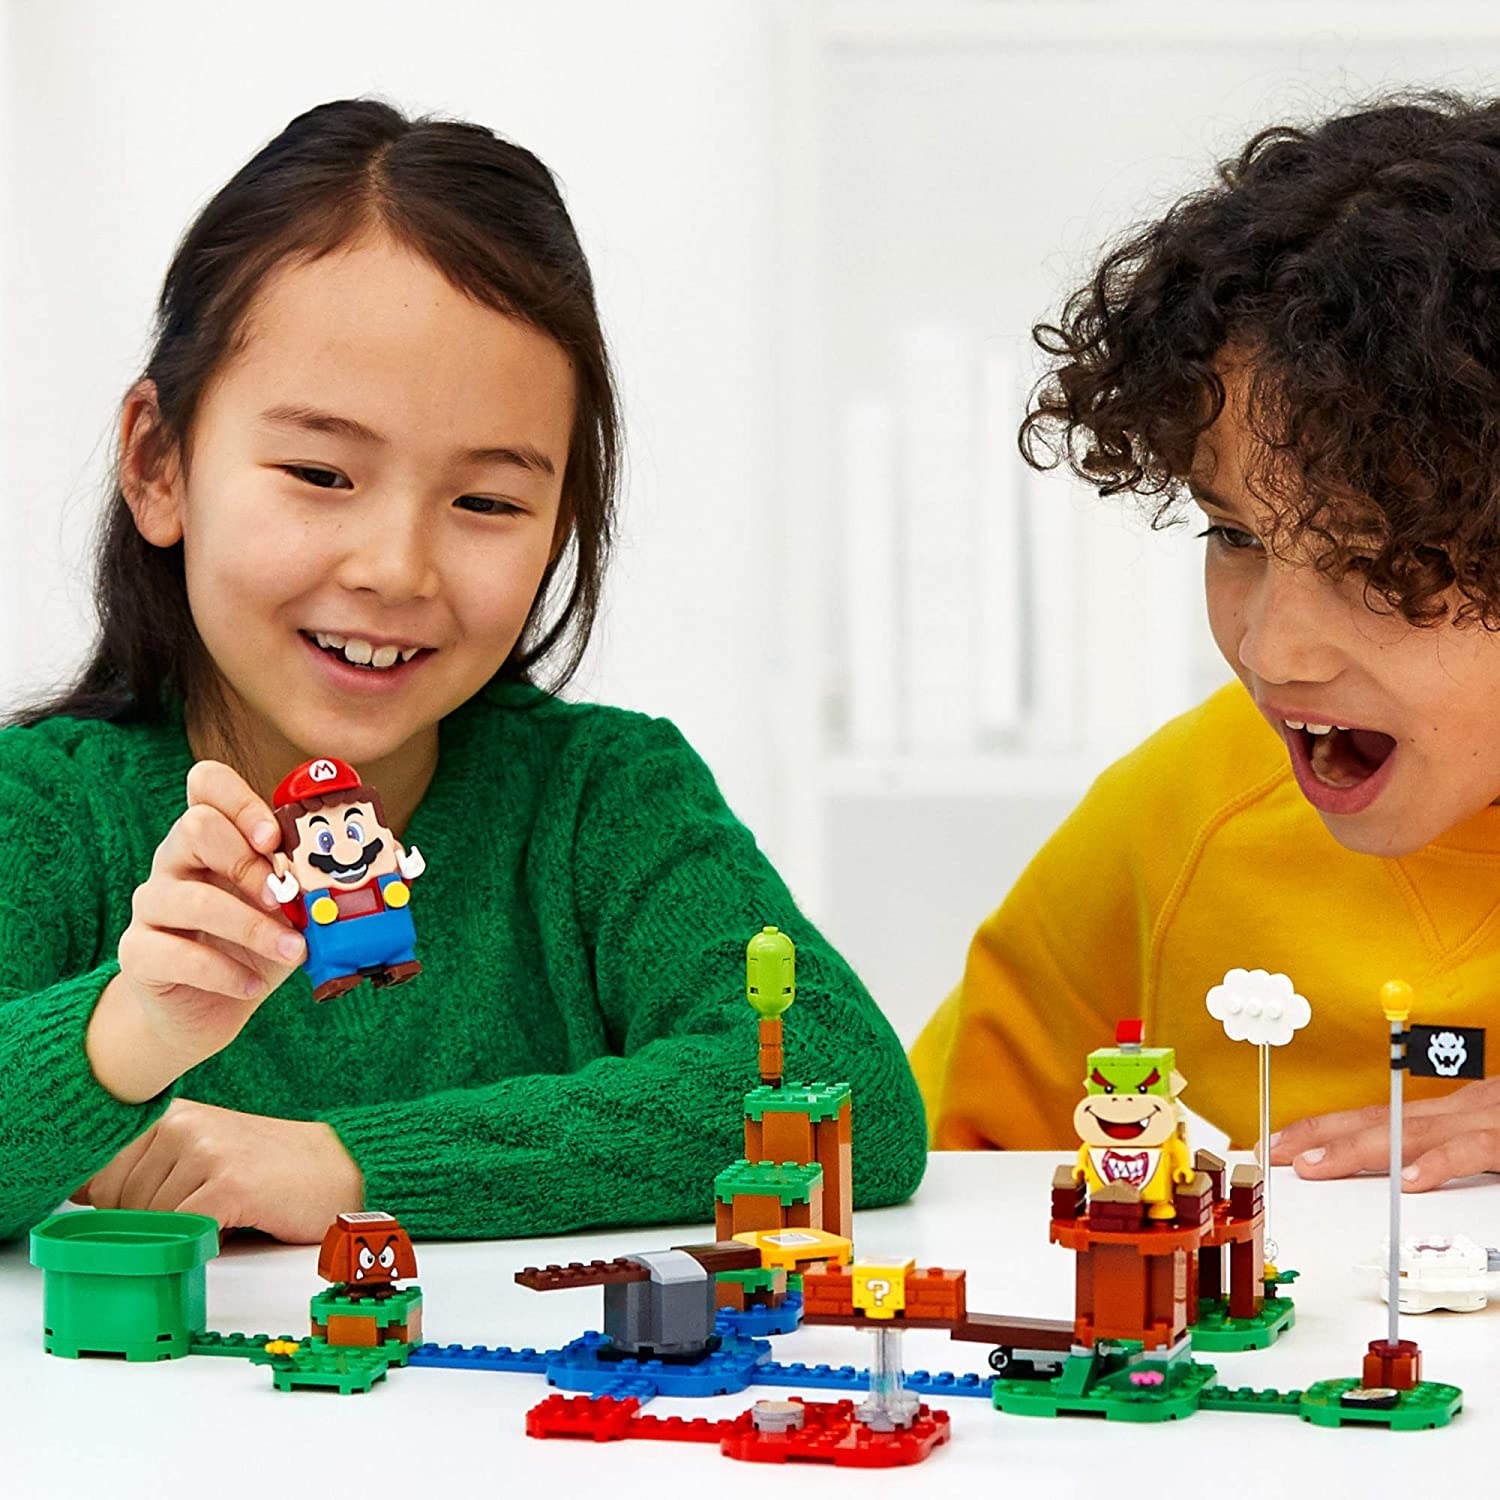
[192,1330,302,1359]
[992,1348,1219,1423]
[1298,1379,1463,1431]
[1190,1292,1297,1351]
[742,1082,852,1121]
[253,1338,403,1395]
[713,1159,823,1205]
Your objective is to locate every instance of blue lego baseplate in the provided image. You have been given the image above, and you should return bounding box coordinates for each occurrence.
[408,1342,556,1374]
[758,1361,996,1400]
[713,1291,804,1338]
[545,1328,773,1397]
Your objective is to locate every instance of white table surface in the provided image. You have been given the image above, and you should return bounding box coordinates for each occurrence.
[3,1152,1497,1498]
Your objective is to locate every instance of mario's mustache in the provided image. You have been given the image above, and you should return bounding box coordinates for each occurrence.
[308,836,385,879]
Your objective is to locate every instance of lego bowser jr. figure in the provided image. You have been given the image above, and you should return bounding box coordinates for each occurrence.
[1073,1020,1194,1221]
[318,1211,418,1300]
[264,756,427,1002]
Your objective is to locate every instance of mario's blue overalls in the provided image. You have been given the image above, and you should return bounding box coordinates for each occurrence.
[300,872,418,992]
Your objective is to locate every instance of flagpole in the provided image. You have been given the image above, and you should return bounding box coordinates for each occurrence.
[1381,979,1412,1349]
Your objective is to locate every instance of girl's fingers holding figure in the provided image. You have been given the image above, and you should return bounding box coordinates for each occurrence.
[132,877,303,968]
[119,924,276,1003]
[185,760,281,854]
[155,801,278,908]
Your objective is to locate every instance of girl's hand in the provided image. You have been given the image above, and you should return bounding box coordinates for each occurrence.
[1271,1077,1500,1191]
[87,760,306,1104]
[76,1099,363,1243]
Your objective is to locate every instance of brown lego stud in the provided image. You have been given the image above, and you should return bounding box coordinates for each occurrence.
[1363,1338,1422,1392]
[1052,1165,1085,1222]
[1088,1181,1146,1232]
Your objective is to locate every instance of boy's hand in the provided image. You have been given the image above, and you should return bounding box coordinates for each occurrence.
[76,1100,363,1243]
[1271,1077,1500,1190]
[87,760,307,1104]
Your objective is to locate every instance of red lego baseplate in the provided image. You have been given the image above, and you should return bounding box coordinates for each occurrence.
[526,1394,951,1467]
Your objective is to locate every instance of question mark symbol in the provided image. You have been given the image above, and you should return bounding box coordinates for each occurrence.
[866,1277,891,1307]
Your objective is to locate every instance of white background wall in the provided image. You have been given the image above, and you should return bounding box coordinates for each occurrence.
[8,2,1500,1043]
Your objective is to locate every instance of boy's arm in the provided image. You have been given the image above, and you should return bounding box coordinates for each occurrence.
[0,774,175,1241]
[319,717,927,1239]
[910,769,1149,1151]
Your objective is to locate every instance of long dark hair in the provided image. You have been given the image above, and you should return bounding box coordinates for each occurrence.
[11,97,619,727]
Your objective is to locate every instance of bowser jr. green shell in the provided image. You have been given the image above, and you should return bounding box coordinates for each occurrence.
[746,925,796,1019]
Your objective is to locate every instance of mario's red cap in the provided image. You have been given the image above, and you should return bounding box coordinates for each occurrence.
[273,756,362,809]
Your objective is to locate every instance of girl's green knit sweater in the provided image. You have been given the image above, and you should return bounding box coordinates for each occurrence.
[0,684,926,1242]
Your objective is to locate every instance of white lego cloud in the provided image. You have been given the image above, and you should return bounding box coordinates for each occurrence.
[1204,968,1312,1047]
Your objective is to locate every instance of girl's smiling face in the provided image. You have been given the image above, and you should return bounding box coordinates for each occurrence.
[124,232,575,796]
[1193,375,1500,857]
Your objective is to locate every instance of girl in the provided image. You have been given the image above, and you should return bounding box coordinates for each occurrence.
[914,93,1500,1192]
[0,98,926,1243]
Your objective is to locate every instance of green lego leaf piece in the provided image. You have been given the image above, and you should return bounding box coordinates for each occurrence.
[1298,1379,1463,1430]
[742,1083,852,1122]
[713,1159,823,1205]
[1190,1295,1296,1351]
[992,1352,1219,1423]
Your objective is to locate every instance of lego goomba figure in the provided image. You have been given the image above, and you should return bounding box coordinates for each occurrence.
[265,756,426,1002]
[1073,1019,1194,1221]
[318,1210,418,1299]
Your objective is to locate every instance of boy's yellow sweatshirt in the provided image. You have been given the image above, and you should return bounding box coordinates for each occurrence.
[911,681,1500,1149]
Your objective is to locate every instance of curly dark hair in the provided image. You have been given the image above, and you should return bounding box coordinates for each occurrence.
[1021,91,1500,625]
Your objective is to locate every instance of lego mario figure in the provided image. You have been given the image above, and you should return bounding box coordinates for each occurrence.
[264,756,426,1002]
[1072,1020,1194,1221]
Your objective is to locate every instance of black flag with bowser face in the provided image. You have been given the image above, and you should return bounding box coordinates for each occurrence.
[1406,1024,1486,1080]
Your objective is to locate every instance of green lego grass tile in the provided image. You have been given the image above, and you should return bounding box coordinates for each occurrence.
[310,1285,423,1326]
[993,1352,1218,1423]
[254,1338,407,1394]
[743,1083,852,1121]
[192,1330,303,1359]
[713,1159,823,1205]
[1199,1384,1304,1415]
[1298,1379,1463,1430]
[716,1267,782,1293]
[1191,1295,1296,1351]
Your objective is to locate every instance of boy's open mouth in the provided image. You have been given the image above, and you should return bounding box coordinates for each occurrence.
[1280,717,1399,814]
[1292,723,1397,788]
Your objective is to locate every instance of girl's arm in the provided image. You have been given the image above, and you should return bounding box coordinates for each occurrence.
[317,718,928,1238]
[0,772,173,1241]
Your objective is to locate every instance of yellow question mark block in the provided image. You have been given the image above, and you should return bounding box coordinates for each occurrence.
[852,1259,914,1320]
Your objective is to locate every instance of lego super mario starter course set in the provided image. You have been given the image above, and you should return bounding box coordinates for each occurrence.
[28,925,1467,1470]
